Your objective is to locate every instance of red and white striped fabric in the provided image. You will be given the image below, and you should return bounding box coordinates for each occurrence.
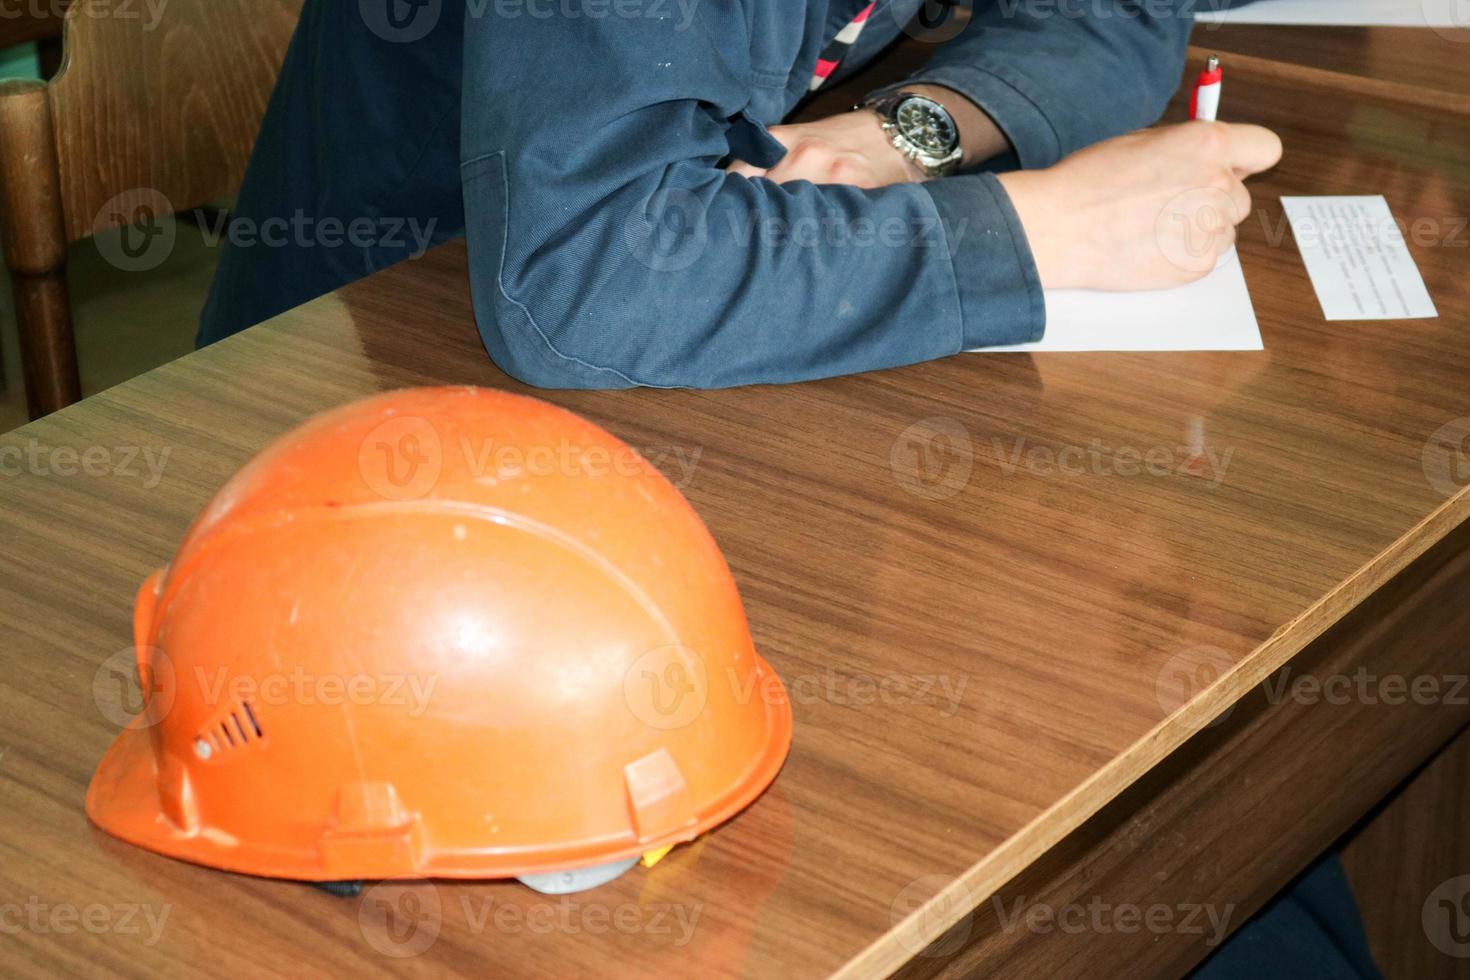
[808,2,877,92]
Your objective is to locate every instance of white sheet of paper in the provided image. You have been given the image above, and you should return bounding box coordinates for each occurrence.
[975,251,1263,353]
[1195,0,1468,27]
[1281,195,1438,320]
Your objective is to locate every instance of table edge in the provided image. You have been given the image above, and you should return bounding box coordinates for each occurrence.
[837,484,1470,978]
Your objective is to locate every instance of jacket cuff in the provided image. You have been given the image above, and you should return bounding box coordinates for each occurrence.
[923,173,1045,349]
[867,62,1063,170]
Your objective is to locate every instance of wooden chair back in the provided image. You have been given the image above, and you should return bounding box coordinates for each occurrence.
[0,0,302,417]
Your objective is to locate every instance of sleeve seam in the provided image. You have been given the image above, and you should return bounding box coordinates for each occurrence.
[463,151,672,389]
[976,173,1046,343]
[913,183,967,355]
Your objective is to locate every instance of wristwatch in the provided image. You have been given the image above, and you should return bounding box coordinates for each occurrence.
[860,92,964,178]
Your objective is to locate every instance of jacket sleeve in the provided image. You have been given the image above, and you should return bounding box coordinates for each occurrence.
[459,6,1044,389]
[871,0,1194,169]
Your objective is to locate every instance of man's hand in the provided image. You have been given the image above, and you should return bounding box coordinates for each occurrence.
[726,110,923,189]
[997,121,1284,291]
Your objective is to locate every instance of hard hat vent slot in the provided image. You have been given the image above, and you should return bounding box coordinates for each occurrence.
[242,700,264,738]
[193,701,265,761]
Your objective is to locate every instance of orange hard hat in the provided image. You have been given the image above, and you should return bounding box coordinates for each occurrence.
[87,387,791,891]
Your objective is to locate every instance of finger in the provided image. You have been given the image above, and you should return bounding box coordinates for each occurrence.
[1225,177,1252,226]
[725,159,768,179]
[765,157,826,185]
[766,138,829,180]
[1215,220,1238,256]
[828,153,884,189]
[1189,205,1235,260]
[762,159,800,184]
[760,154,802,184]
[1219,122,1283,178]
[762,124,798,152]
[830,171,884,189]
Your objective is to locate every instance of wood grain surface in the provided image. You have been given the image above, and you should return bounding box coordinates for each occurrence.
[1185,42,1470,117]
[0,39,1468,980]
[48,0,301,242]
[1197,24,1470,100]
[891,518,1470,977]
[0,77,79,413]
[1343,721,1470,978]
[0,0,302,417]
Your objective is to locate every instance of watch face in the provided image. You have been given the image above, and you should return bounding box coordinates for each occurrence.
[895,97,958,157]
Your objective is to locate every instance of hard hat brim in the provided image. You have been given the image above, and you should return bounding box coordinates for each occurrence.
[87,690,793,882]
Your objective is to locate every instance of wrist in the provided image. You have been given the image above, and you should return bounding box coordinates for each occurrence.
[995,168,1071,291]
[854,108,928,182]
[901,84,1010,169]
[860,93,963,179]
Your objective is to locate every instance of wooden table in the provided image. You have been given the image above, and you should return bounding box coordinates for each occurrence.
[3,45,1469,980]
[1192,25,1470,114]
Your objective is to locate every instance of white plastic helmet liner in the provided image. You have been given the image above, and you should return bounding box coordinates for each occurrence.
[517,857,640,895]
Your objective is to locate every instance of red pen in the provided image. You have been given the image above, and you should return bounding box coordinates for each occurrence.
[1190,55,1222,122]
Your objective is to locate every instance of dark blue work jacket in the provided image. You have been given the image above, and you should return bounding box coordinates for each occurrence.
[200,0,1193,386]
